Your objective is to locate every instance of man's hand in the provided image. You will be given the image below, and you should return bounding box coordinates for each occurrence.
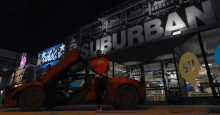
[96,73,106,79]
[98,73,104,76]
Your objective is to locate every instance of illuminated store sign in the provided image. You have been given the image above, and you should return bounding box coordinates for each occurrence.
[179,52,200,86]
[17,52,29,70]
[36,43,65,71]
[80,0,218,58]
[214,44,220,67]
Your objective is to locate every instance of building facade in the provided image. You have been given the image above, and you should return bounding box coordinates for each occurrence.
[65,0,220,105]
[0,48,37,74]
[0,49,37,104]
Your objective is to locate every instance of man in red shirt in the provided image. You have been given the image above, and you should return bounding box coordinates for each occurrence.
[91,50,109,111]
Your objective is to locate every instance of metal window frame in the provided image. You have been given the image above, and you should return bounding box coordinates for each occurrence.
[197,32,217,97]
[172,49,183,99]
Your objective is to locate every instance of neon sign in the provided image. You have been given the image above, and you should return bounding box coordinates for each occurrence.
[36,43,65,70]
[17,52,29,70]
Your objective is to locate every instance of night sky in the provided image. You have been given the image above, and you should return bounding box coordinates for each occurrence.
[1,0,129,58]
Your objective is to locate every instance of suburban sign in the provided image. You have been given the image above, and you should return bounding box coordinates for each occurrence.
[80,0,218,58]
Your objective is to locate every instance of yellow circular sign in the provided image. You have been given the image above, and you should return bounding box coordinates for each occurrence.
[179,52,200,86]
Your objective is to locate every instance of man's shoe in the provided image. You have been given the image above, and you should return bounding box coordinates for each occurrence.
[96,106,102,111]
[99,107,102,111]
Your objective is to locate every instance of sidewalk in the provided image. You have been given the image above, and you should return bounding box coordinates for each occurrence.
[1,104,220,110]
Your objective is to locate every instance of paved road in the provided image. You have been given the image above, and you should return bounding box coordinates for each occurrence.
[0,105,220,115]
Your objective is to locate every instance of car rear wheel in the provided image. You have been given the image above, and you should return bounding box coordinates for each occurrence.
[115,85,139,110]
[18,86,45,111]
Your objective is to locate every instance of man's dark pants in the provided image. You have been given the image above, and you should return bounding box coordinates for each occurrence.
[95,76,108,104]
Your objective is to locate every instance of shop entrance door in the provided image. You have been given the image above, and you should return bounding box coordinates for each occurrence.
[163,59,181,101]
[143,62,168,104]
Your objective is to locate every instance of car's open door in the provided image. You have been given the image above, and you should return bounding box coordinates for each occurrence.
[41,48,94,106]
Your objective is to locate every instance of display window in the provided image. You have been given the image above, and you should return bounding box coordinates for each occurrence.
[114,62,126,78]
[174,34,213,97]
[144,62,166,101]
[14,67,26,83]
[144,62,164,87]
[126,65,142,81]
[200,27,220,96]
[163,59,181,99]
[146,90,166,101]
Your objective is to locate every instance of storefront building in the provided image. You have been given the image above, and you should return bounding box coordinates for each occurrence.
[0,52,37,104]
[64,0,220,105]
[0,48,37,74]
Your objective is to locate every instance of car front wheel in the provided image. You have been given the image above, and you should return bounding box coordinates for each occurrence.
[115,85,139,110]
[18,86,45,111]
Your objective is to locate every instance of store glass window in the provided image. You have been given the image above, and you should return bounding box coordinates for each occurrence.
[126,65,141,81]
[174,34,213,97]
[163,59,181,99]
[15,68,25,83]
[201,27,220,96]
[144,62,166,101]
[109,61,113,78]
[114,62,126,78]
[144,62,164,87]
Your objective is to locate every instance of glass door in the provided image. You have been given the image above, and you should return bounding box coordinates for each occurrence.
[144,62,167,102]
[200,27,220,96]
[114,62,126,78]
[163,59,181,100]
[126,65,142,81]
[173,34,213,98]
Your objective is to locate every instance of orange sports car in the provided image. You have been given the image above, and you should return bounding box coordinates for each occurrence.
[2,48,145,111]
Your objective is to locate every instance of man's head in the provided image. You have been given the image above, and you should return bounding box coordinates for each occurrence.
[96,50,103,57]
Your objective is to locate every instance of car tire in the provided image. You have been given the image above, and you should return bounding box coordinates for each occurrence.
[115,85,139,110]
[18,86,45,111]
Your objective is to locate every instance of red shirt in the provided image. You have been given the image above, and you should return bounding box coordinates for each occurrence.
[91,57,109,76]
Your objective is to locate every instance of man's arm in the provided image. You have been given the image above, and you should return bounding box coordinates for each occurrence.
[91,67,98,74]
[91,59,99,74]
[104,65,110,74]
